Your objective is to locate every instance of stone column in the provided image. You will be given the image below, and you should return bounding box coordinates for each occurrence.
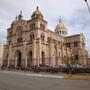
[56,43,58,65]
[32,39,36,66]
[49,40,53,66]
[49,40,56,66]
[66,47,68,64]
[7,45,12,67]
[37,38,41,66]
[61,45,64,64]
[25,56,27,68]
[24,42,27,68]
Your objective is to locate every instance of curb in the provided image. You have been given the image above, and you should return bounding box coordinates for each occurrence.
[64,76,90,80]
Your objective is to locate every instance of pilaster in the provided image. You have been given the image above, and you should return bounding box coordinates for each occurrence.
[32,40,36,66]
[7,45,12,67]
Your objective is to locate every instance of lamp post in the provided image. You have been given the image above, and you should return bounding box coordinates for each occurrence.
[84,0,90,14]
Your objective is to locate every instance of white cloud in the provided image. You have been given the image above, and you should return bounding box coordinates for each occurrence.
[0,0,90,55]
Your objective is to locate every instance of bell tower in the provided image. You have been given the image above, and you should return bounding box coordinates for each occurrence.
[30,6,47,31]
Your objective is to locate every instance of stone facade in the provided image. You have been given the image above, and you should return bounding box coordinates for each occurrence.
[3,7,88,68]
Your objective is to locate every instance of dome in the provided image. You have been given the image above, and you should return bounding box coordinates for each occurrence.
[31,6,43,19]
[32,7,42,15]
[55,23,66,30]
[55,17,68,36]
[55,17,66,30]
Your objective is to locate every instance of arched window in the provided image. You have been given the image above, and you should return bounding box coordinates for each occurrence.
[16,26,23,43]
[40,24,45,30]
[74,41,78,47]
[41,33,45,41]
[30,23,35,30]
[30,32,35,42]
[47,37,51,43]
[60,30,61,34]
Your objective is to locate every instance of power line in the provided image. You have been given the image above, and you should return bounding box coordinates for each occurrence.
[84,0,90,14]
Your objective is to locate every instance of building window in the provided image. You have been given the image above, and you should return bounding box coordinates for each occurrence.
[40,24,45,30]
[8,39,12,44]
[30,33,35,42]
[66,43,70,48]
[75,54,79,61]
[47,37,51,43]
[74,41,78,47]
[60,31,61,34]
[41,33,44,41]
[16,26,23,43]
[30,23,35,30]
[64,31,66,35]
[62,31,65,34]
[75,55,78,60]
[32,23,35,29]
[17,37,22,43]
[56,31,59,34]
[66,31,67,35]
[30,25,31,30]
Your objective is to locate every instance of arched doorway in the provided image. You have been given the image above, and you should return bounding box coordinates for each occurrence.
[27,51,32,67]
[16,50,22,67]
[41,51,45,66]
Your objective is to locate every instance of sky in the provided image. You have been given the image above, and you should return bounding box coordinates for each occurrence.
[0,0,90,56]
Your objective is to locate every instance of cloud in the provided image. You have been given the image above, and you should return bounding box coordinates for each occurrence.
[0,0,90,55]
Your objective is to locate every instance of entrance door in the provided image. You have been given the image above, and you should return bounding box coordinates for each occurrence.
[16,50,22,67]
[41,51,45,66]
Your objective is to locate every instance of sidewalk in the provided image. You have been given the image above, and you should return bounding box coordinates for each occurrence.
[0,70,64,79]
[0,70,90,80]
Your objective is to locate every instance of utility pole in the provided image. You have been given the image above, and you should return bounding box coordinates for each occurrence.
[84,0,90,14]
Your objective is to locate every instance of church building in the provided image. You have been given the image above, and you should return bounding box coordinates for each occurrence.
[3,6,88,68]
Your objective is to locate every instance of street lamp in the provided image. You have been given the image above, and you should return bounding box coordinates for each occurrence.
[84,0,90,14]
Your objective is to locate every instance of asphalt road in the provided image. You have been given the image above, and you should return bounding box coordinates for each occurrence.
[0,70,90,90]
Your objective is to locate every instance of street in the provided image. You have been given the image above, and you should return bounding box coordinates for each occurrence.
[0,70,90,90]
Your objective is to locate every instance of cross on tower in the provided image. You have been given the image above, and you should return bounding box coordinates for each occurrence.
[20,11,22,15]
[35,0,39,7]
[59,16,61,23]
